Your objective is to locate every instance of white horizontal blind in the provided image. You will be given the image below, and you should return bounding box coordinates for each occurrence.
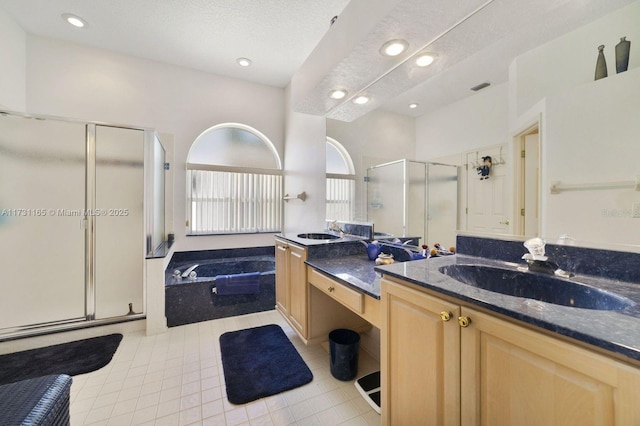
[326,177,355,221]
[187,169,283,234]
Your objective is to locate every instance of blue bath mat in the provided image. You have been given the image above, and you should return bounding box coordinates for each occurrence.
[219,324,313,404]
[0,334,122,386]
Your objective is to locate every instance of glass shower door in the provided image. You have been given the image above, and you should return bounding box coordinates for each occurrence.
[366,160,405,237]
[93,125,144,319]
[366,159,427,240]
[0,115,86,330]
[426,163,459,248]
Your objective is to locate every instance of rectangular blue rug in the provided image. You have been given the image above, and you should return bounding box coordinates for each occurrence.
[219,324,313,404]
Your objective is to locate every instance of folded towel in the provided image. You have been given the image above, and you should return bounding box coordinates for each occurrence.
[214,272,261,295]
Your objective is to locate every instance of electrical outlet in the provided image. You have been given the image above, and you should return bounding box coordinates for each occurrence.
[633,202,640,218]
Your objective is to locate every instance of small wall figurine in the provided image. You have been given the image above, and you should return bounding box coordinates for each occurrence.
[476,156,492,180]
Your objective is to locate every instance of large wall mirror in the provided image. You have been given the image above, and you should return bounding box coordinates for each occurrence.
[326,0,640,252]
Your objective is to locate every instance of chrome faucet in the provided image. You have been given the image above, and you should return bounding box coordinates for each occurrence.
[181,264,199,278]
[328,220,345,235]
[520,238,573,278]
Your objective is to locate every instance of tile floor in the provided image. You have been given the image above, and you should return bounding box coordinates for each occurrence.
[70,310,381,425]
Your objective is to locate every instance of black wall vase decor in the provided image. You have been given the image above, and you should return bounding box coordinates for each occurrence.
[595,44,608,80]
[615,36,630,73]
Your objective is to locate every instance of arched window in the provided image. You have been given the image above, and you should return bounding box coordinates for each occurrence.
[186,123,283,234]
[326,137,355,221]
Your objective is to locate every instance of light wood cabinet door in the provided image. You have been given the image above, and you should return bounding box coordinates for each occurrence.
[275,238,309,339]
[460,307,640,426]
[275,240,288,315]
[381,278,461,426]
[287,244,308,337]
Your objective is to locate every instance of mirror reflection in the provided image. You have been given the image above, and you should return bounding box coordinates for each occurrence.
[326,1,640,251]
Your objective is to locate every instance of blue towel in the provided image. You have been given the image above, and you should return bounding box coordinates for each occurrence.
[215,272,261,295]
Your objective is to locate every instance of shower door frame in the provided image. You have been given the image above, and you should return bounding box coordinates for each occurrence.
[0,110,159,340]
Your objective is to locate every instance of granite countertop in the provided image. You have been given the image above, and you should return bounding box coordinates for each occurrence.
[276,231,362,247]
[305,255,382,299]
[280,232,640,363]
[375,254,640,364]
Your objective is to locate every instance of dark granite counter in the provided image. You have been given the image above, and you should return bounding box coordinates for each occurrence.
[375,254,640,363]
[278,232,640,363]
[305,255,382,299]
[277,232,382,297]
[276,231,355,247]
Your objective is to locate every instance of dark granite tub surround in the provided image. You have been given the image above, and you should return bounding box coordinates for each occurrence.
[166,256,274,286]
[168,246,274,266]
[165,246,275,327]
[375,236,640,363]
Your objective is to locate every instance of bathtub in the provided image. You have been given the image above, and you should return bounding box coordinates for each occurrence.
[165,251,275,327]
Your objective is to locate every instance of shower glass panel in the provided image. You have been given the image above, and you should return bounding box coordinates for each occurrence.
[367,160,404,237]
[426,163,459,248]
[94,125,144,319]
[0,115,86,330]
[366,159,426,239]
[151,134,165,253]
[407,161,427,241]
[366,159,458,247]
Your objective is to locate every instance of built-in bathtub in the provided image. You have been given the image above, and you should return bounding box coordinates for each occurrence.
[165,247,275,327]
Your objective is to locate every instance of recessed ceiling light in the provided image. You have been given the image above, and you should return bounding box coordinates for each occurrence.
[236,58,252,67]
[415,53,435,67]
[409,103,419,109]
[353,95,370,105]
[329,89,348,100]
[380,39,409,57]
[62,13,86,28]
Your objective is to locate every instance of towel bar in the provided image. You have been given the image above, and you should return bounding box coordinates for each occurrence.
[283,192,307,202]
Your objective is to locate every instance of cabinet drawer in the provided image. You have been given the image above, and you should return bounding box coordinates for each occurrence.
[309,268,363,313]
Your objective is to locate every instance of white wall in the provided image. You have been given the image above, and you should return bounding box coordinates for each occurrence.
[415,82,510,161]
[24,35,286,251]
[513,1,640,118]
[414,1,640,248]
[542,67,640,247]
[283,85,328,233]
[0,8,26,110]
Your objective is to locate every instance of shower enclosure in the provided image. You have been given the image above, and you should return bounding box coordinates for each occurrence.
[366,159,459,247]
[0,110,165,339]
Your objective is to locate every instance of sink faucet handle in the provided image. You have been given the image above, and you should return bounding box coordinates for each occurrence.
[524,237,547,258]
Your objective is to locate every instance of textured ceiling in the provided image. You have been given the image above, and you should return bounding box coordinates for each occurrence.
[379,0,636,118]
[0,0,350,88]
[1,0,634,118]
[294,0,636,121]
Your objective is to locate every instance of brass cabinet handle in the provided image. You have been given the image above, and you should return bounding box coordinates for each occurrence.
[440,311,452,322]
[328,286,335,292]
[458,316,471,328]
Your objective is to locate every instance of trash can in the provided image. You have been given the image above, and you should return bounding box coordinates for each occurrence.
[329,328,360,381]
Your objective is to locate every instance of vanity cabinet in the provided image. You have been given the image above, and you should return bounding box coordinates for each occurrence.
[381,276,640,426]
[308,268,381,328]
[275,238,308,339]
[381,276,461,425]
[460,307,640,426]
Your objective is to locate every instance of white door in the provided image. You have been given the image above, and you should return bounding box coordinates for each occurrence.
[465,146,510,234]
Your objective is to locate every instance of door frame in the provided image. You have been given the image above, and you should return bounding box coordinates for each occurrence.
[512,120,541,236]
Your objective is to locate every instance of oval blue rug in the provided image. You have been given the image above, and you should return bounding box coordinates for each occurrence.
[219,324,313,405]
